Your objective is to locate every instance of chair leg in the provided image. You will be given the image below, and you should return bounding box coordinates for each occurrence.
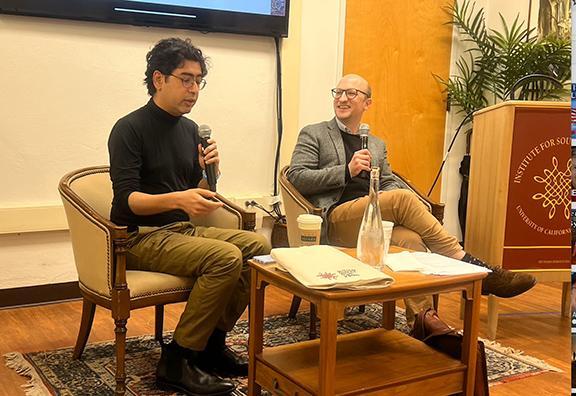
[432,293,440,311]
[155,305,165,343]
[288,296,302,319]
[72,298,96,359]
[309,303,317,339]
[486,295,499,340]
[115,318,128,395]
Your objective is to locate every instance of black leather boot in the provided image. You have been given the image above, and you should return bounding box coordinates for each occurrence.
[198,328,249,377]
[156,341,235,395]
[462,253,536,298]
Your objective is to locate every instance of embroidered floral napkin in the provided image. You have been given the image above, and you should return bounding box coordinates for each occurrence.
[270,245,394,290]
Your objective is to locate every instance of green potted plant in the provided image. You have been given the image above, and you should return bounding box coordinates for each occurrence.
[438,0,570,118]
[434,0,571,237]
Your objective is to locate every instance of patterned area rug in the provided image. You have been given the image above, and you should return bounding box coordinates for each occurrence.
[5,305,560,395]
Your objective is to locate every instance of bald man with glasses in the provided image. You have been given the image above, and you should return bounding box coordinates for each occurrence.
[287,74,536,325]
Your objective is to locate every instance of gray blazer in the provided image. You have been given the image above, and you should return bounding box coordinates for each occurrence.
[287,118,403,219]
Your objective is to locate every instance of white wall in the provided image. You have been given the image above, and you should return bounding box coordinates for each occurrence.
[440,0,538,240]
[0,231,74,288]
[0,16,277,206]
[0,0,346,289]
[297,0,345,129]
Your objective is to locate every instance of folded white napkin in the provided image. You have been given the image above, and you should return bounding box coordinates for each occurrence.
[270,245,394,290]
[386,251,491,276]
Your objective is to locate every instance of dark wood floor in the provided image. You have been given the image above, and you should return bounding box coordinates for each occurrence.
[0,281,570,395]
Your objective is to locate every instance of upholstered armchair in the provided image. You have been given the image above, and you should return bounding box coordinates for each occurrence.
[279,166,443,338]
[58,166,254,395]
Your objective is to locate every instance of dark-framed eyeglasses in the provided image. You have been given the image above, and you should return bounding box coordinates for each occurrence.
[170,74,207,90]
[331,88,369,99]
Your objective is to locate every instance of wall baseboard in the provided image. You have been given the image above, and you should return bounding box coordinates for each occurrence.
[0,281,80,308]
[0,205,68,234]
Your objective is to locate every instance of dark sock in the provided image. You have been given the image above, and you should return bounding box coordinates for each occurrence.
[204,328,227,352]
[170,340,201,361]
[461,253,488,267]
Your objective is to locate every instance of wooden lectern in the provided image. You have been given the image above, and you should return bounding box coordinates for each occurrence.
[465,101,571,339]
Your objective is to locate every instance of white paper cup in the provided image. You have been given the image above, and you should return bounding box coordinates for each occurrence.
[381,220,394,235]
[381,221,394,264]
[297,214,323,246]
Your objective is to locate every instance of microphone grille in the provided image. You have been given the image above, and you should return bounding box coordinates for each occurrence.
[359,123,370,136]
[198,124,212,139]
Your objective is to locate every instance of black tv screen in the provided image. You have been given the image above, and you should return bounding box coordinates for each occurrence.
[0,0,290,37]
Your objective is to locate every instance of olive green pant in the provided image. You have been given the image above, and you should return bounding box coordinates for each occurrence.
[126,222,271,351]
[328,189,463,324]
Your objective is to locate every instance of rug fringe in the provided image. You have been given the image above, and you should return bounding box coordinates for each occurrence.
[481,338,562,372]
[4,352,51,396]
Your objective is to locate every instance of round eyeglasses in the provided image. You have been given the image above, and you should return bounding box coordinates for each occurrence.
[331,88,370,99]
[170,74,207,90]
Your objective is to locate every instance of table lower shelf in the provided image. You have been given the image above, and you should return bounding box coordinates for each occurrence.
[255,328,466,396]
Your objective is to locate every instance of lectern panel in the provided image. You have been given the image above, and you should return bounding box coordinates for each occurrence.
[466,101,570,272]
[503,108,570,270]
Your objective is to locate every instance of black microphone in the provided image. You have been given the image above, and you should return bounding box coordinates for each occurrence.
[198,124,217,192]
[359,123,370,178]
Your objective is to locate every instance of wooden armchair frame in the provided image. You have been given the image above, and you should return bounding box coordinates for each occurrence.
[59,166,254,395]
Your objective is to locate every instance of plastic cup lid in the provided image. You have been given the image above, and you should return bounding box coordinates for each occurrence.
[297,214,323,224]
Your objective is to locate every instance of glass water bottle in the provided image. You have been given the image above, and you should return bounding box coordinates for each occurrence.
[357,167,385,270]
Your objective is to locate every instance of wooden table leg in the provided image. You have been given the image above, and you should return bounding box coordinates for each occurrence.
[381,301,395,330]
[318,300,338,396]
[461,279,482,396]
[309,303,318,339]
[248,272,266,396]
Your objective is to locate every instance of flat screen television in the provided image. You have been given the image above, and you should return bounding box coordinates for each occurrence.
[0,0,289,37]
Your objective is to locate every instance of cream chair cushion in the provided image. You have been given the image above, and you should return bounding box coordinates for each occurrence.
[126,271,194,299]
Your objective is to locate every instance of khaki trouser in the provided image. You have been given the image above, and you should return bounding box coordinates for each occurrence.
[126,222,271,351]
[328,189,463,324]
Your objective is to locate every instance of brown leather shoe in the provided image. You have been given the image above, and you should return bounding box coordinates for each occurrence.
[462,253,536,298]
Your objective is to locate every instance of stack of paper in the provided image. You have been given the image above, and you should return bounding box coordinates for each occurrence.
[386,251,491,276]
[270,245,394,290]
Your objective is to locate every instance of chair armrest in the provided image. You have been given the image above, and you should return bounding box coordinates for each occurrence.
[279,174,322,217]
[393,171,445,224]
[216,193,256,231]
[189,193,256,231]
[59,170,130,299]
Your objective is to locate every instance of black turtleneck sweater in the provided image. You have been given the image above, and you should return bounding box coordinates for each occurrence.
[108,99,202,229]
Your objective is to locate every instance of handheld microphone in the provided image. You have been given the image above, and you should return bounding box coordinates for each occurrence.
[359,123,369,150]
[359,123,370,178]
[198,124,217,192]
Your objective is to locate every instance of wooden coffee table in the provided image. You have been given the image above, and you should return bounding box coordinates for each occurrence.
[247,247,486,396]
